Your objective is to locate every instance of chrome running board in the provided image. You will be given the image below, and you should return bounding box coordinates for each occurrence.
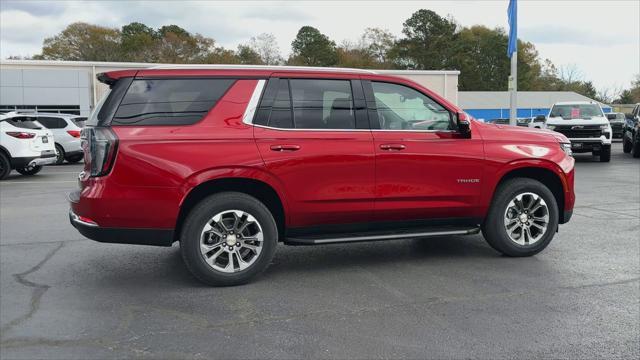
[285,226,480,245]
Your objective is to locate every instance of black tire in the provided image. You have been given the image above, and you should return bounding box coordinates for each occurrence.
[65,154,83,163]
[633,135,640,158]
[599,145,611,162]
[16,165,42,176]
[0,152,11,180]
[55,144,65,165]
[623,136,632,153]
[482,178,559,257]
[180,192,278,286]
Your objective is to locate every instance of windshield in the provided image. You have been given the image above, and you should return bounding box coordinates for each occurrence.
[550,104,603,120]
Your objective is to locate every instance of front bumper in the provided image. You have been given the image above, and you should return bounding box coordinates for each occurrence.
[566,138,611,152]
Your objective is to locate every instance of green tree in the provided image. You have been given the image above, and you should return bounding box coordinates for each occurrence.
[120,22,157,62]
[156,29,214,63]
[336,41,377,68]
[390,10,457,69]
[236,45,264,65]
[35,22,121,61]
[289,26,338,66]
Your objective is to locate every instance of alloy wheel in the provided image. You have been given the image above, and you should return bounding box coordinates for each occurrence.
[503,192,549,246]
[199,210,264,273]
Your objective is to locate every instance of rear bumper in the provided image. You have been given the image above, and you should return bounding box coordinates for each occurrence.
[10,153,56,169]
[29,154,57,167]
[69,209,174,247]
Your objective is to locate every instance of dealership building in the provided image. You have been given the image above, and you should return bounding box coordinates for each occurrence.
[0,60,460,116]
[1,60,610,120]
[459,91,612,120]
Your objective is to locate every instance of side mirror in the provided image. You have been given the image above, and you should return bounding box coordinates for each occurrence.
[534,115,546,122]
[457,112,471,138]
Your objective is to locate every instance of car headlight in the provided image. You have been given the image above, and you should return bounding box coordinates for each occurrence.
[560,143,572,156]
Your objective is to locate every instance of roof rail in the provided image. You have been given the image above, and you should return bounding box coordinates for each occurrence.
[147,64,378,74]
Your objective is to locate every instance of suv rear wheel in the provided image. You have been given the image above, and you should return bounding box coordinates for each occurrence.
[55,144,65,165]
[623,135,633,153]
[0,152,10,180]
[180,192,278,286]
[482,178,559,257]
[16,164,42,176]
[633,133,640,158]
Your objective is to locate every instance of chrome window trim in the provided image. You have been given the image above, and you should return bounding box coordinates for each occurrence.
[242,79,266,125]
[251,123,456,133]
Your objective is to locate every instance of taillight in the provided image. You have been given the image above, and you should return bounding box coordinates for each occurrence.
[6,131,36,139]
[81,127,118,177]
[67,130,81,138]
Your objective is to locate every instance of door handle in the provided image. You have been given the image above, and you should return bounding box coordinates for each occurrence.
[270,144,301,152]
[379,144,406,151]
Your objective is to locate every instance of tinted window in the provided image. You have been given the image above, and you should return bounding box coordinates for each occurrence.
[37,117,67,129]
[111,78,235,126]
[268,79,293,129]
[289,79,355,129]
[4,116,42,129]
[372,82,452,130]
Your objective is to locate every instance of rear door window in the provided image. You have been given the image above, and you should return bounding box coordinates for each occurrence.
[112,78,235,126]
[290,79,355,129]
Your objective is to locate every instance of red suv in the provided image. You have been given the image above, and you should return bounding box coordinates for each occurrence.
[69,66,575,286]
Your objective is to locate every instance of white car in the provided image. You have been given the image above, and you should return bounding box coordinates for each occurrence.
[0,114,57,179]
[18,112,85,164]
[544,101,613,162]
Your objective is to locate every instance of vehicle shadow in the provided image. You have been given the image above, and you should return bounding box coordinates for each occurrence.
[264,234,499,277]
[86,235,500,288]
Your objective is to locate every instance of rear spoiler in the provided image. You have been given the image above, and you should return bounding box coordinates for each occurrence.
[96,70,139,86]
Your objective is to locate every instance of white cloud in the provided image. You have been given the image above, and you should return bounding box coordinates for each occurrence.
[1,0,638,90]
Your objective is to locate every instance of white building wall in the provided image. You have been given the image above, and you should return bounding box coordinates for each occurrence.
[1,60,461,116]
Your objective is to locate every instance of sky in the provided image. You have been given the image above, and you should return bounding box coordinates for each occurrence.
[1,0,638,92]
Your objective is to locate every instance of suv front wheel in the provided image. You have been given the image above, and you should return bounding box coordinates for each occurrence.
[482,178,559,257]
[180,192,278,286]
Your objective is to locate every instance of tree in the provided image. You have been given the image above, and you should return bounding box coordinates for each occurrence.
[120,22,157,62]
[236,45,264,65]
[246,33,282,65]
[360,27,395,66]
[289,26,338,67]
[156,29,214,63]
[336,41,378,69]
[390,10,457,69]
[35,22,121,61]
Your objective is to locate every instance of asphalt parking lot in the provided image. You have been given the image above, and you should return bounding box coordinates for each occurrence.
[1,142,638,359]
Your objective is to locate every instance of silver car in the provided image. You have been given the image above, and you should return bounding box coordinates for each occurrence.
[24,113,85,164]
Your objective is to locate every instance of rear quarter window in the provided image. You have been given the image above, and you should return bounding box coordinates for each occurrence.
[111,78,235,126]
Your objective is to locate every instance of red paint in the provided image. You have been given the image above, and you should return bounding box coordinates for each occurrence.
[70,68,575,232]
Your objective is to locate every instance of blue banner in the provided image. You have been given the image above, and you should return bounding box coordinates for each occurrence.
[507,0,517,57]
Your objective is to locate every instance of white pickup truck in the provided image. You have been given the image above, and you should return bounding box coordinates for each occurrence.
[544,101,612,162]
